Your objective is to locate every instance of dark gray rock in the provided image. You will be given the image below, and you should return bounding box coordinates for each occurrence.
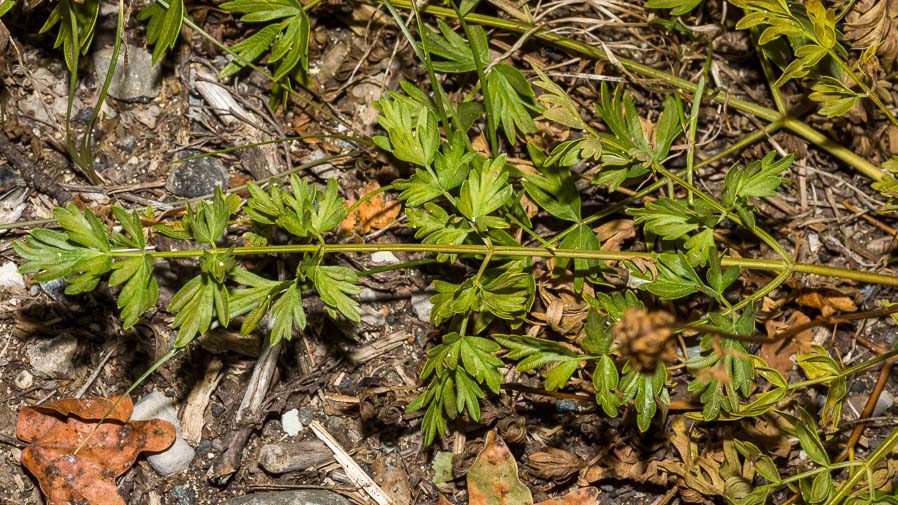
[167,484,197,505]
[222,490,353,505]
[167,150,229,198]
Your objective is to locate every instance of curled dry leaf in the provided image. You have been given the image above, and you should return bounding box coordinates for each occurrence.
[527,448,587,481]
[845,0,898,71]
[16,395,176,505]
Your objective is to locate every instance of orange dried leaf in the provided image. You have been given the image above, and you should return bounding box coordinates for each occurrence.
[341,181,401,233]
[17,395,176,505]
[534,488,599,505]
[761,311,814,375]
[796,289,857,318]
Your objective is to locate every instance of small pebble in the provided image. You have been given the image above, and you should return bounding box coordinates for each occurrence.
[167,150,229,198]
[280,409,302,437]
[371,251,399,264]
[26,334,78,376]
[0,262,24,289]
[132,391,196,476]
[411,292,433,322]
[14,370,32,390]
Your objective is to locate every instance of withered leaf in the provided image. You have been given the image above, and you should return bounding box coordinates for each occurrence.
[534,487,599,505]
[527,448,586,481]
[761,311,814,375]
[845,0,898,71]
[796,288,857,318]
[340,181,402,233]
[17,395,176,505]
[468,430,532,505]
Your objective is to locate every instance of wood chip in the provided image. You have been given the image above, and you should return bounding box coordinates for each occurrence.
[181,358,224,445]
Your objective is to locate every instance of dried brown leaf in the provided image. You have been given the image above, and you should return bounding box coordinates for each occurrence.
[845,0,898,71]
[527,448,586,481]
[16,395,176,505]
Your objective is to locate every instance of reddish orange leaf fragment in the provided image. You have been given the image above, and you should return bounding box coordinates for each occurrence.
[535,488,600,505]
[17,395,176,505]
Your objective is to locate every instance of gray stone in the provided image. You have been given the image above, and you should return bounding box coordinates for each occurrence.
[39,278,68,302]
[131,391,196,475]
[411,292,433,322]
[167,150,229,198]
[222,490,353,505]
[27,334,78,375]
[281,408,302,436]
[167,484,197,505]
[92,45,163,101]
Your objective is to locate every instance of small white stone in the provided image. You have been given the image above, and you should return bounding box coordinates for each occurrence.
[281,409,302,437]
[371,251,399,265]
[27,334,78,376]
[132,391,196,476]
[14,370,32,390]
[411,292,433,322]
[0,262,24,289]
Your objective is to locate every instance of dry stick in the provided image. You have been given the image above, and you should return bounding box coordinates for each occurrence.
[841,199,898,239]
[309,420,395,505]
[841,360,894,462]
[0,132,72,204]
[211,341,282,483]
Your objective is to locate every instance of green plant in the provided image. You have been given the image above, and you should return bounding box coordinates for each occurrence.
[14,0,898,502]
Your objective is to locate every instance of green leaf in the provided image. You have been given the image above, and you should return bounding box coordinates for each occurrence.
[593,355,621,416]
[773,44,826,87]
[629,197,704,241]
[532,66,590,131]
[485,64,538,143]
[310,178,346,236]
[109,255,157,329]
[40,0,100,73]
[407,204,471,261]
[555,223,605,292]
[721,152,792,230]
[423,19,488,73]
[493,333,582,389]
[374,97,440,167]
[0,0,15,17]
[457,155,514,226]
[169,274,215,347]
[218,0,310,87]
[645,0,702,16]
[640,252,706,300]
[268,281,306,345]
[54,204,110,252]
[137,0,184,64]
[521,143,581,222]
[301,259,361,322]
[795,408,830,466]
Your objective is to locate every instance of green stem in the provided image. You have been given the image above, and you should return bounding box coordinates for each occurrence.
[105,243,898,288]
[777,460,865,486]
[450,0,497,157]
[825,425,898,505]
[789,350,898,390]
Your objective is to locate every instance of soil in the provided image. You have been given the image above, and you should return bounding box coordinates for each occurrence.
[1,0,898,504]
